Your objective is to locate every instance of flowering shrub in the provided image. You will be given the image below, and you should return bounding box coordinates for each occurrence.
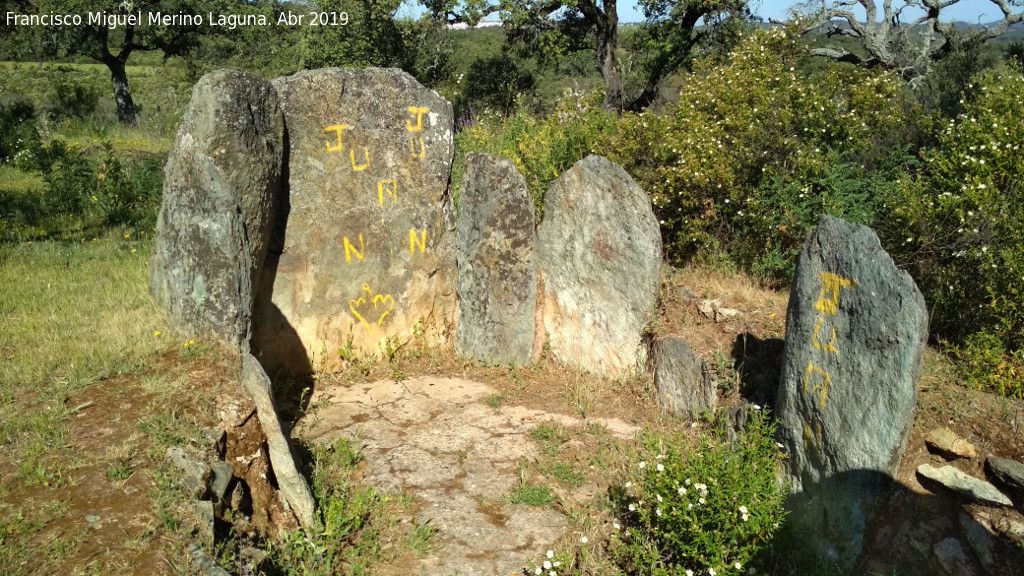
[889,65,1024,355]
[614,410,786,575]
[610,26,923,276]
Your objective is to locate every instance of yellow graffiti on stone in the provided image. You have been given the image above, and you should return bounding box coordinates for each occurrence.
[378,180,398,206]
[814,272,857,315]
[351,148,370,171]
[813,316,839,354]
[324,124,349,152]
[406,107,430,132]
[343,234,363,264]
[409,137,426,159]
[349,283,394,329]
[803,360,832,408]
[803,418,823,458]
[409,229,427,256]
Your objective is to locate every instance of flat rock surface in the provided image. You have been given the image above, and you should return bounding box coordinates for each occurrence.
[917,464,1013,506]
[302,376,638,576]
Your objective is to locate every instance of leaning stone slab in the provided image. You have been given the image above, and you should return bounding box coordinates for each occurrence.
[776,215,928,569]
[151,70,283,347]
[455,153,536,365]
[241,353,320,530]
[917,464,1012,506]
[536,155,661,379]
[652,338,713,418]
[253,68,456,372]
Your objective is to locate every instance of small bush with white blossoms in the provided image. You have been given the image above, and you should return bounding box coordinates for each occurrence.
[615,409,787,575]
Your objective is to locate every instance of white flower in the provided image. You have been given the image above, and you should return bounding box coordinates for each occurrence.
[547,550,554,559]
[678,487,687,495]
[639,461,646,469]
[543,561,551,569]
[581,536,588,544]
[735,562,742,570]
[739,506,748,514]
[742,513,749,522]
[656,495,663,503]
[629,503,636,511]
[686,571,694,576]
[656,508,662,516]
[709,569,717,576]
[688,503,693,510]
[625,481,632,488]
[612,522,621,530]
[535,569,542,575]
[656,454,664,460]
[699,498,706,505]
[657,463,665,472]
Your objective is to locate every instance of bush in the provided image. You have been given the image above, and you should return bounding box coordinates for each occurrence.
[614,410,787,575]
[947,333,1024,398]
[890,65,1024,352]
[608,26,924,278]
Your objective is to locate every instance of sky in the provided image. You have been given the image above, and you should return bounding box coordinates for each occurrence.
[397,1,1014,25]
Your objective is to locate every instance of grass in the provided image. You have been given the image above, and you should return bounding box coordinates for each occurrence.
[508,481,553,507]
[0,234,171,484]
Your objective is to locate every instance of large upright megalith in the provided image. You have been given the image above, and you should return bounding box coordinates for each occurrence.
[536,155,662,379]
[777,215,928,569]
[151,70,283,347]
[253,68,457,372]
[456,153,537,365]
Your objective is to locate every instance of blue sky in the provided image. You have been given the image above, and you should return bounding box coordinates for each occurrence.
[398,1,1013,25]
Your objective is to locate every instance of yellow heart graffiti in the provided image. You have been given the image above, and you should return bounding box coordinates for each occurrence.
[349,283,395,328]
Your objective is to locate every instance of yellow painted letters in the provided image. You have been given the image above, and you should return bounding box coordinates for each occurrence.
[351,147,370,171]
[409,229,427,256]
[343,234,364,263]
[409,137,426,159]
[324,124,349,152]
[802,418,823,458]
[813,316,839,354]
[814,272,856,315]
[803,361,832,408]
[406,106,430,132]
[378,180,398,206]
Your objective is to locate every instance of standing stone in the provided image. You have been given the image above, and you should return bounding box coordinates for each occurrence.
[254,68,456,372]
[777,215,928,569]
[151,70,283,347]
[536,155,661,379]
[455,153,536,365]
[652,338,714,418]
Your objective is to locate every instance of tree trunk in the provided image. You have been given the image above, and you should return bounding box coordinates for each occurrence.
[596,0,621,111]
[105,58,138,126]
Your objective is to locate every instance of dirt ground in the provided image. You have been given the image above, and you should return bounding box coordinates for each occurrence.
[2,265,1023,575]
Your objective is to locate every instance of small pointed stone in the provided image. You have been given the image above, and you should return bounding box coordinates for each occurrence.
[925,427,977,459]
[917,464,1012,506]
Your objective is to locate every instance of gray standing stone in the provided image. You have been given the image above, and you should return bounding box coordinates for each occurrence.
[151,70,283,347]
[776,215,928,569]
[455,153,536,365]
[652,338,713,418]
[253,68,456,372]
[536,155,661,379]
